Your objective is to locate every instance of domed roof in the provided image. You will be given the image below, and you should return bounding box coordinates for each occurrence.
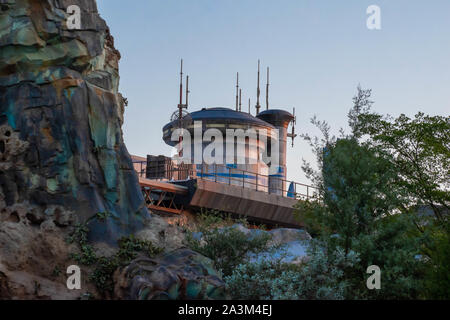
[257,109,294,127]
[163,107,275,132]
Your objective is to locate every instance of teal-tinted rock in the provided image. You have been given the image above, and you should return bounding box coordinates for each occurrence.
[0,0,150,244]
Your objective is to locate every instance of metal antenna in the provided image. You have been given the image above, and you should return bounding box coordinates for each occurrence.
[287,107,298,147]
[239,89,242,112]
[177,59,189,157]
[248,98,251,114]
[266,67,270,110]
[178,59,184,120]
[178,59,183,114]
[255,60,261,114]
[235,72,239,111]
[177,59,189,115]
[185,75,189,109]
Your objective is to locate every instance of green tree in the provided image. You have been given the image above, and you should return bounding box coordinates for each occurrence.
[298,137,424,299]
[351,102,449,221]
[296,87,432,299]
[348,87,450,298]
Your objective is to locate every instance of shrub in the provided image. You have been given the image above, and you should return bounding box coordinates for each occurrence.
[68,222,162,297]
[89,235,163,294]
[193,208,247,230]
[225,240,359,300]
[186,225,272,277]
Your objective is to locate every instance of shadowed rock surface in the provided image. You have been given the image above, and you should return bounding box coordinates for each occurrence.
[114,248,226,300]
[0,0,149,243]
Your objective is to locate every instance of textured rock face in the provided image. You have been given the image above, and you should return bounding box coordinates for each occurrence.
[0,0,149,243]
[114,249,226,300]
[0,202,98,299]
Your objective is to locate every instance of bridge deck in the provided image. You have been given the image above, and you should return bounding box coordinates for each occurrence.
[189,179,302,228]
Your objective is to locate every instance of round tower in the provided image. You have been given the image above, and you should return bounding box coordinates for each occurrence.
[163,107,276,191]
[256,109,294,196]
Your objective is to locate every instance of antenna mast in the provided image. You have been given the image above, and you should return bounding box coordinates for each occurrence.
[178,59,184,120]
[177,59,189,157]
[248,98,251,114]
[235,72,239,111]
[266,67,270,110]
[177,59,189,116]
[287,107,298,147]
[239,89,242,112]
[255,60,261,114]
[185,75,189,109]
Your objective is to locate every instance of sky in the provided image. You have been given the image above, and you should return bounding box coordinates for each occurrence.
[97,0,450,183]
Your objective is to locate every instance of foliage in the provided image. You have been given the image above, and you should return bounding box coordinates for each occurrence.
[423,218,450,299]
[88,235,163,294]
[186,226,271,277]
[68,222,162,297]
[193,208,269,231]
[298,138,424,299]
[347,85,374,139]
[347,214,426,299]
[117,234,163,260]
[225,240,359,300]
[68,223,97,266]
[296,86,435,299]
[348,86,450,298]
[351,103,450,221]
[186,213,272,277]
[193,208,241,230]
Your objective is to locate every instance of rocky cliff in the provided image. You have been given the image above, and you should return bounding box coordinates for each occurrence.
[0,0,149,243]
[0,0,229,300]
[0,0,152,299]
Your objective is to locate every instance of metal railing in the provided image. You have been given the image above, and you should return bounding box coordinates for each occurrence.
[133,160,319,201]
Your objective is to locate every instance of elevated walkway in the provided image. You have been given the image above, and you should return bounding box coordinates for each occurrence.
[136,160,318,228]
[189,179,302,228]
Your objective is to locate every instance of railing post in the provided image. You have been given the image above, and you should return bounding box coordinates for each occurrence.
[256,173,258,191]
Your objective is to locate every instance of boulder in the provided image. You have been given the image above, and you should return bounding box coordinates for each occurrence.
[114,248,226,300]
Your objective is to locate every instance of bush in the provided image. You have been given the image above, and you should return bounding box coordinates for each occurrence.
[186,225,272,277]
[68,222,162,297]
[225,240,359,300]
[193,208,247,230]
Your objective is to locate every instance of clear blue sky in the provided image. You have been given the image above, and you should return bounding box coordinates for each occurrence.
[97,0,450,183]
